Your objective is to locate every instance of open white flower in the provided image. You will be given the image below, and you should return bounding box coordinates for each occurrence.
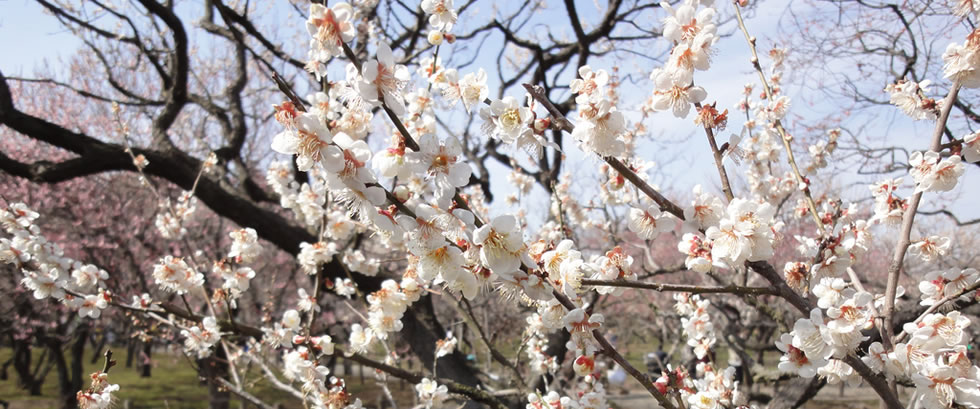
[885,79,938,120]
[410,134,471,209]
[683,185,724,231]
[357,42,410,115]
[472,215,524,276]
[487,96,532,143]
[572,99,627,158]
[909,151,964,193]
[913,363,980,409]
[421,0,457,31]
[627,206,674,239]
[960,131,980,163]
[908,235,951,262]
[228,228,260,263]
[650,68,707,118]
[457,69,489,112]
[181,317,221,359]
[661,0,717,44]
[416,378,449,408]
[306,3,355,61]
[776,333,819,378]
[271,113,339,172]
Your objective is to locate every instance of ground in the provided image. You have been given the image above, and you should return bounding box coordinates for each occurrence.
[0,348,413,409]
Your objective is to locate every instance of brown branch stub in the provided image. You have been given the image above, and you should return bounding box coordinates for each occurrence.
[101,349,116,374]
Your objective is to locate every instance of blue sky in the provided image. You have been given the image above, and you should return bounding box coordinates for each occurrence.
[0,0,81,75]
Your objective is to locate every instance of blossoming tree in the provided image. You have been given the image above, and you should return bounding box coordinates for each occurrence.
[1,0,979,409]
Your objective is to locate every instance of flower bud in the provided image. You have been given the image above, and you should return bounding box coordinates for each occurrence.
[573,355,595,377]
[393,185,411,202]
[533,118,551,133]
[444,33,456,43]
[427,31,444,45]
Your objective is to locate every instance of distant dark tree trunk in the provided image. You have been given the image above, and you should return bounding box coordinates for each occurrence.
[11,335,44,396]
[48,325,90,409]
[766,377,827,409]
[90,333,106,364]
[139,341,152,378]
[202,347,230,409]
[125,338,135,369]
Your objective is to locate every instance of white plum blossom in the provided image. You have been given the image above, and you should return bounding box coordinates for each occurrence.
[563,307,603,355]
[349,323,375,354]
[885,79,938,120]
[455,69,489,112]
[297,288,319,312]
[421,0,457,31]
[572,99,628,158]
[227,228,260,263]
[683,185,724,231]
[356,42,411,115]
[77,371,120,409]
[677,232,717,273]
[650,68,707,118]
[776,333,819,378]
[306,3,355,62]
[473,215,525,276]
[942,36,980,88]
[962,131,980,162]
[486,96,532,144]
[298,241,339,275]
[72,264,108,290]
[627,205,675,239]
[909,151,965,193]
[570,66,609,103]
[409,134,472,209]
[416,378,449,408]
[334,277,357,298]
[152,256,204,294]
[217,263,256,295]
[77,292,109,319]
[661,0,717,44]
[271,113,339,172]
[704,198,776,267]
[812,277,852,309]
[919,268,979,307]
[181,317,221,359]
[908,235,952,262]
[435,334,458,358]
[912,363,980,409]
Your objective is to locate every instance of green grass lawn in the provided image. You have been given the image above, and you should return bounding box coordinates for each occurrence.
[0,347,412,409]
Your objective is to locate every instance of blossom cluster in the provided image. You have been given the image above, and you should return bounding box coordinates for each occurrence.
[76,371,120,409]
[646,0,716,118]
[1,203,111,318]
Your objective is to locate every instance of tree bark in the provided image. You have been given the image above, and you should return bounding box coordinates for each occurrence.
[203,348,230,409]
[11,337,43,395]
[139,341,152,378]
[47,325,90,409]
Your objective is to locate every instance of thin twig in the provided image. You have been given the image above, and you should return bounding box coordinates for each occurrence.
[580,279,778,296]
[731,3,825,236]
[216,377,277,409]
